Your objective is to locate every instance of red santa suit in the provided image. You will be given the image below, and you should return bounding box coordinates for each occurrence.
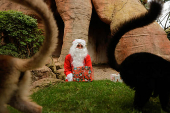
[64,39,92,81]
[64,54,92,76]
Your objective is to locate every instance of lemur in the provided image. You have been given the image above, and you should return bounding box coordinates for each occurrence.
[107,0,170,112]
[0,0,58,112]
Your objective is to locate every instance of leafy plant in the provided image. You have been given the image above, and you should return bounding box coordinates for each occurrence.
[165,28,170,40]
[0,10,44,58]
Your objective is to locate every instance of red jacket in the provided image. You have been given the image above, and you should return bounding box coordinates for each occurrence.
[64,54,92,76]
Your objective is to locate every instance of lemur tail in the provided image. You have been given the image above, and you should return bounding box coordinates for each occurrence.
[107,0,163,71]
[10,0,58,71]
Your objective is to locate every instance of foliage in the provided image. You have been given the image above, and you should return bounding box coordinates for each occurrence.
[165,28,170,40]
[140,0,147,5]
[8,80,163,113]
[0,43,19,57]
[140,0,170,5]
[164,0,170,2]
[0,10,44,58]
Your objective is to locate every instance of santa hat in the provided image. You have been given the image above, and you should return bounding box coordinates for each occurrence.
[72,39,86,47]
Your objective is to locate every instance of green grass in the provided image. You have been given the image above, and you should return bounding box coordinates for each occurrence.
[8,80,163,113]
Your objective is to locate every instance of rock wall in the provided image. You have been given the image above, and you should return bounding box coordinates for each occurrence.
[91,0,170,64]
[115,22,170,64]
[0,0,170,66]
[88,9,111,64]
[55,0,92,61]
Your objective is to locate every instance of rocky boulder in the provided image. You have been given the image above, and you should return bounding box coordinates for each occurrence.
[1,0,170,66]
[31,66,56,83]
[91,0,170,64]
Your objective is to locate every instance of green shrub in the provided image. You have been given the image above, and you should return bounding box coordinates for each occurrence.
[0,10,44,58]
[165,28,170,40]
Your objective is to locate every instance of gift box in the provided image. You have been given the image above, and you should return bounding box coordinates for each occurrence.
[110,73,123,83]
[72,66,94,82]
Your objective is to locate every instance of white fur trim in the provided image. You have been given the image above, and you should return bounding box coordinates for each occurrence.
[72,39,86,47]
[66,73,73,81]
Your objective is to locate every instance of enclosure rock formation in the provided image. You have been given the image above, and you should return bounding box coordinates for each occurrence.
[0,0,170,65]
[55,0,92,61]
[91,0,170,64]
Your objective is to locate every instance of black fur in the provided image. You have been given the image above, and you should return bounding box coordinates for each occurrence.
[107,0,170,112]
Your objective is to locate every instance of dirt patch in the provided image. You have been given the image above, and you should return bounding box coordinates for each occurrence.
[93,64,119,80]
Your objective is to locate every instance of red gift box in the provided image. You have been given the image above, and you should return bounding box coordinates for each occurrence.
[72,66,94,82]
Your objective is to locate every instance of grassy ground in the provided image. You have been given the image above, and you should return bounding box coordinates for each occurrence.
[8,80,163,113]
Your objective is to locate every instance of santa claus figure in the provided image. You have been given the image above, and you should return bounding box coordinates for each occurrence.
[64,39,92,81]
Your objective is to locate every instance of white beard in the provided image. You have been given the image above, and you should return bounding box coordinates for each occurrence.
[69,45,88,67]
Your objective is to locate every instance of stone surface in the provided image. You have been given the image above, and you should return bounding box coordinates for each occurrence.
[55,0,92,61]
[115,22,170,64]
[1,0,170,65]
[93,65,118,80]
[31,66,56,82]
[110,0,145,31]
[91,0,114,24]
[56,68,65,80]
[91,0,170,64]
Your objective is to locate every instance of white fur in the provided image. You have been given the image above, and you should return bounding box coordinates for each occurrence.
[69,39,88,67]
[72,39,86,47]
[66,73,73,81]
